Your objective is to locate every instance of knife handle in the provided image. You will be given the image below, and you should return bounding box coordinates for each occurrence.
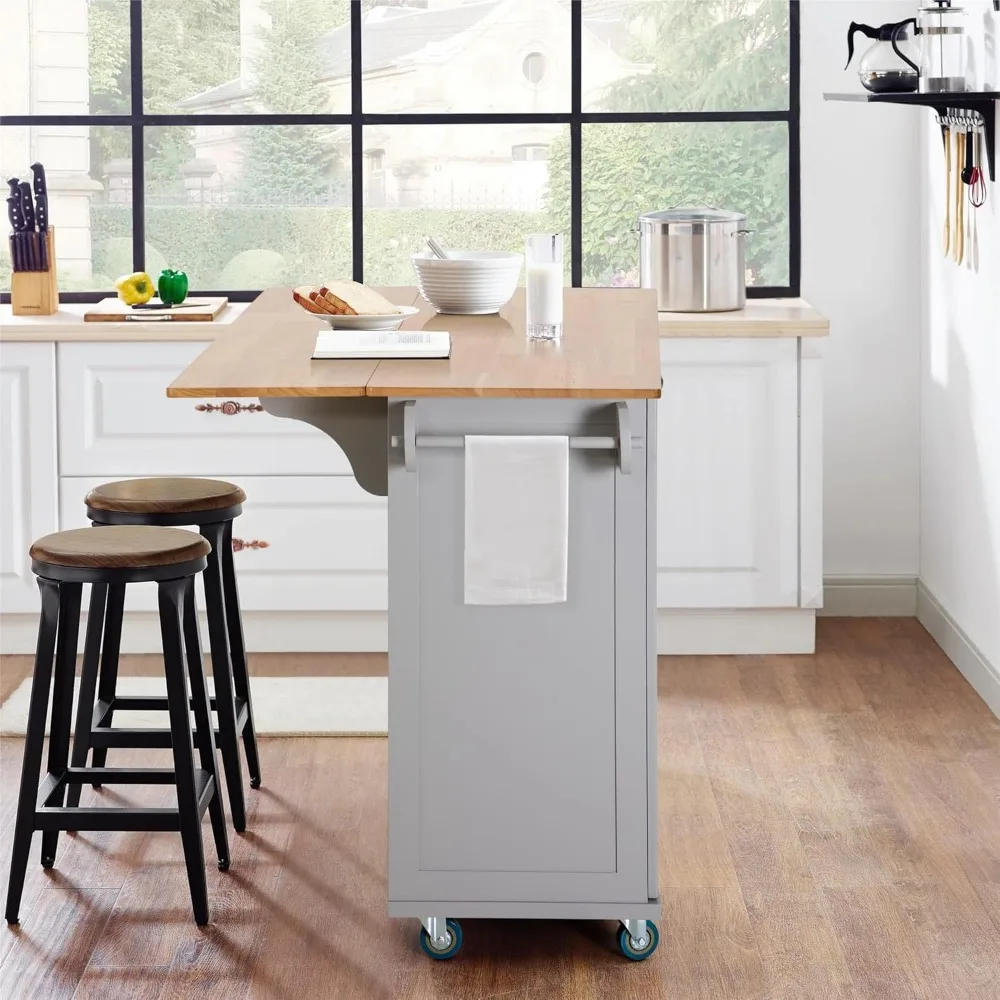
[18,182,35,232]
[7,192,24,233]
[38,230,48,271]
[6,177,19,200]
[8,233,19,272]
[30,162,46,198]
[35,192,48,232]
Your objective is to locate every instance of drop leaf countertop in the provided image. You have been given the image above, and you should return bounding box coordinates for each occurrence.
[166,286,664,400]
[1,293,828,343]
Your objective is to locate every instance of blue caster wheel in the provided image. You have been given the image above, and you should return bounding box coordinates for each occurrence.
[419,918,463,960]
[617,921,659,961]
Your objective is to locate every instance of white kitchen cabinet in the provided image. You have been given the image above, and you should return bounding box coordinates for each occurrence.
[59,475,387,613]
[657,338,799,608]
[0,343,58,612]
[57,342,351,477]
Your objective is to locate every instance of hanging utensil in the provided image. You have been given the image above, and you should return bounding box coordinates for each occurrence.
[954,132,965,264]
[943,123,951,257]
[971,128,987,208]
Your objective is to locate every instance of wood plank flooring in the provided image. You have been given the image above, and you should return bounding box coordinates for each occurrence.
[0,618,998,999]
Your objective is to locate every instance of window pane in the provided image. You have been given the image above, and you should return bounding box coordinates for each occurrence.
[144,125,350,289]
[1,125,131,293]
[362,2,569,113]
[581,122,789,287]
[147,0,350,115]
[362,124,569,287]
[582,0,790,112]
[0,0,131,116]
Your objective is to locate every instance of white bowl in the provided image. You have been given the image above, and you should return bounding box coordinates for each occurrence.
[412,251,522,314]
[320,305,420,331]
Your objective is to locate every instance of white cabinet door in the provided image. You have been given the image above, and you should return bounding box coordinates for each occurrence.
[0,343,58,612]
[59,476,387,612]
[57,341,351,477]
[657,338,798,608]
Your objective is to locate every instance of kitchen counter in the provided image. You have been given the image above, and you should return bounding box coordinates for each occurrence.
[168,286,663,400]
[2,293,828,342]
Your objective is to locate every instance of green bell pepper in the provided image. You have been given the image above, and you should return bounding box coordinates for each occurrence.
[157,269,189,306]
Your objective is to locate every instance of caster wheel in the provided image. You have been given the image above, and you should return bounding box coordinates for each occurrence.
[41,856,54,870]
[250,777,261,789]
[617,921,659,961]
[218,859,230,872]
[419,918,463,960]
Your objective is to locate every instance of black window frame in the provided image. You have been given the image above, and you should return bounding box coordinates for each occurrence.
[2,0,801,303]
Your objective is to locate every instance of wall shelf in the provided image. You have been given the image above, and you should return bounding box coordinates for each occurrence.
[823,91,998,182]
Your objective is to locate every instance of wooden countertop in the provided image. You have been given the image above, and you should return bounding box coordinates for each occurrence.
[0,302,250,340]
[656,298,829,337]
[3,294,828,342]
[167,286,664,400]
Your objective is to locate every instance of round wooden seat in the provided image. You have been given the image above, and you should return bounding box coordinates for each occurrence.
[29,526,210,569]
[85,478,246,516]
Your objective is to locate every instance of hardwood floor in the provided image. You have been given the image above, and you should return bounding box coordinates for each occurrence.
[1,618,998,999]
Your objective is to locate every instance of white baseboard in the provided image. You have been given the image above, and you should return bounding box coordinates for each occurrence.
[657,609,815,654]
[819,575,918,617]
[917,582,1000,719]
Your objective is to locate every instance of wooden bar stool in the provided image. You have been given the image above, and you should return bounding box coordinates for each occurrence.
[5,526,230,927]
[68,478,261,833]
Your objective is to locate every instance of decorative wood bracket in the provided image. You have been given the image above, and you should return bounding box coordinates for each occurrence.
[195,401,264,415]
[231,538,269,552]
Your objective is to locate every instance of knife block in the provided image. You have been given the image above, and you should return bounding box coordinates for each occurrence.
[11,227,58,316]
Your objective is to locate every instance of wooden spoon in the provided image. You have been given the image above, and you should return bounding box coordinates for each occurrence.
[943,127,951,257]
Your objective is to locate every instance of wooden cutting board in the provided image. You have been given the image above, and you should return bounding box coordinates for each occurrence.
[84,296,229,323]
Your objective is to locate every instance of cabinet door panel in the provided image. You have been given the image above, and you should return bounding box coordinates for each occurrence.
[657,339,798,608]
[388,398,650,904]
[57,342,350,477]
[60,476,386,612]
[0,343,57,613]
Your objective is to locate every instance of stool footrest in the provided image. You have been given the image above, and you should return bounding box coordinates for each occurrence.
[33,768,215,832]
[90,697,249,749]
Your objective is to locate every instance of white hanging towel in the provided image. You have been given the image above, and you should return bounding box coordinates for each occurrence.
[464,435,569,605]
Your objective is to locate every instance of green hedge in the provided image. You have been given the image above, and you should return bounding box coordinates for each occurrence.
[90,205,553,290]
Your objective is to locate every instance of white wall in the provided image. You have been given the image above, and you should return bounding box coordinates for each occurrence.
[919,0,999,675]
[801,0,922,579]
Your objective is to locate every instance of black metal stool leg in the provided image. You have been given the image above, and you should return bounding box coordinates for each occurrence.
[66,583,107,810]
[159,577,210,927]
[183,578,230,871]
[90,582,125,780]
[40,582,82,867]
[200,521,246,833]
[5,580,60,924]
[221,519,261,788]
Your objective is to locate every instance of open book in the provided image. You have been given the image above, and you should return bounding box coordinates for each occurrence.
[312,330,452,360]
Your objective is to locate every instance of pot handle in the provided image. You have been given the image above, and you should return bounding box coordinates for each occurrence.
[731,228,755,237]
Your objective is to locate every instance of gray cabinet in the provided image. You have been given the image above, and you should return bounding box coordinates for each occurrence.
[387,398,657,916]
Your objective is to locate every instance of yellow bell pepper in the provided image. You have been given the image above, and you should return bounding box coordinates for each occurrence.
[115,271,155,305]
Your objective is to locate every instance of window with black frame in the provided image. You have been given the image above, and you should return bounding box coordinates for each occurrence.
[0,0,799,302]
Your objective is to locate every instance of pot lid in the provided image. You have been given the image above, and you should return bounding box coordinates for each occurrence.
[639,207,746,224]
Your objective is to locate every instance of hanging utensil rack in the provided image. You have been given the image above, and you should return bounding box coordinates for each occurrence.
[823,91,997,182]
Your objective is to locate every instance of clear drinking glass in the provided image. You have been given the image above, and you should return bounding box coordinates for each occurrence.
[525,233,563,341]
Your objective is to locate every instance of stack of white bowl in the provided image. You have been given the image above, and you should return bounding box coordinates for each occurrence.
[412,251,523,315]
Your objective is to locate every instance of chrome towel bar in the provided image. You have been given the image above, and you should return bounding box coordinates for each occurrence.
[392,401,641,474]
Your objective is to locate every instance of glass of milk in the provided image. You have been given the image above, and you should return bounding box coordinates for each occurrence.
[525,233,563,341]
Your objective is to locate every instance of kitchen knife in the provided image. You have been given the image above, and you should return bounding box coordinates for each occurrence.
[30,163,48,231]
[6,198,22,271]
[30,164,49,269]
[16,181,37,270]
[6,180,27,271]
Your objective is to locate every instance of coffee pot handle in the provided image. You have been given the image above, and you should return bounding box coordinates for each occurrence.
[846,22,880,69]
[891,18,920,74]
